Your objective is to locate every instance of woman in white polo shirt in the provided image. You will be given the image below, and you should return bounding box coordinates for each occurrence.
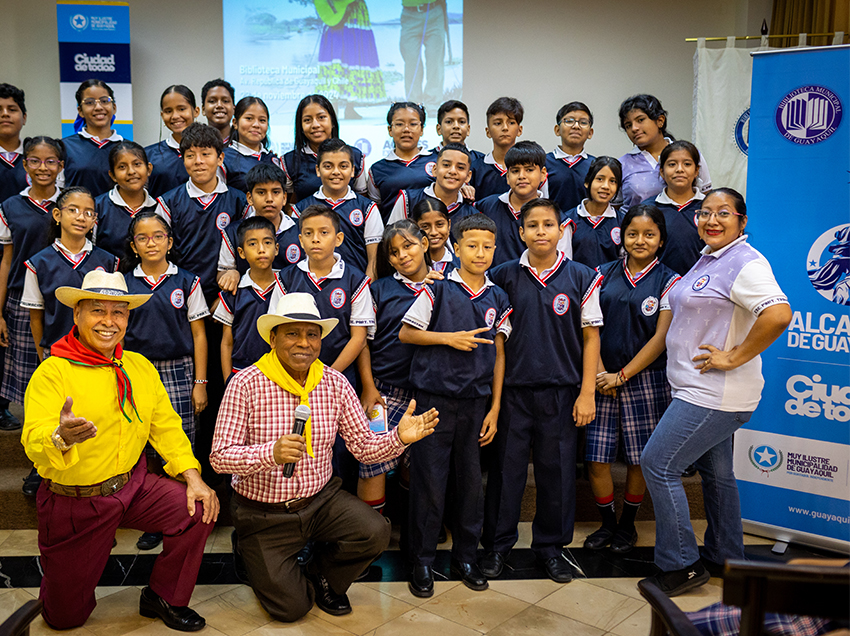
[639,188,792,596]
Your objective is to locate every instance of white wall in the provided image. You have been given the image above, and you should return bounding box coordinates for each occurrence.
[2,0,772,163]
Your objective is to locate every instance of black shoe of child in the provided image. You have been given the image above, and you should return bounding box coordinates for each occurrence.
[539,554,573,583]
[479,551,506,578]
[450,559,488,591]
[610,527,638,554]
[408,565,434,598]
[296,540,315,567]
[583,526,615,550]
[640,560,710,597]
[0,409,21,431]
[231,530,250,585]
[137,532,164,551]
[22,468,41,497]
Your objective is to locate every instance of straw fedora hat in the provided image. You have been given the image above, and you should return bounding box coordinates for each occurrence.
[55,271,151,310]
[256,293,338,344]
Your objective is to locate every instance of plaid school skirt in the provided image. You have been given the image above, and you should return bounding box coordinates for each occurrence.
[586,367,672,465]
[152,355,197,447]
[358,379,414,479]
[0,291,40,404]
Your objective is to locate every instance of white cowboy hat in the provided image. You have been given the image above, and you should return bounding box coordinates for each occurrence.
[55,270,151,310]
[256,293,338,344]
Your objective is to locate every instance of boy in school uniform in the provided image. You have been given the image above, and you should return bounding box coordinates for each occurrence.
[278,204,374,387]
[399,214,512,597]
[469,97,524,201]
[476,141,574,268]
[156,123,248,304]
[218,163,303,293]
[0,84,28,204]
[431,101,484,161]
[546,102,596,214]
[295,139,383,282]
[481,197,602,584]
[389,143,477,224]
[214,216,285,379]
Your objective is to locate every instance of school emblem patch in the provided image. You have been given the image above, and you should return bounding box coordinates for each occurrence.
[485,307,497,328]
[170,289,185,309]
[349,208,364,226]
[552,293,570,315]
[94,266,106,272]
[330,288,346,308]
[610,227,621,245]
[425,162,436,177]
[692,274,711,291]
[216,213,230,230]
[641,296,659,316]
[286,244,300,263]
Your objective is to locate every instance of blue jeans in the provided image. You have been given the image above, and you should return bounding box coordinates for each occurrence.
[641,399,752,571]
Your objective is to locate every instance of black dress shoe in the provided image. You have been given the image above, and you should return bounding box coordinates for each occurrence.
[137,532,163,551]
[408,564,434,598]
[479,551,506,578]
[450,559,488,591]
[610,527,638,554]
[307,571,351,616]
[540,555,573,583]
[231,530,250,585]
[0,409,21,431]
[296,540,315,567]
[21,468,41,497]
[583,526,615,550]
[139,586,205,632]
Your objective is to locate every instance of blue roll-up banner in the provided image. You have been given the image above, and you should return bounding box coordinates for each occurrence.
[57,1,133,139]
[736,45,849,553]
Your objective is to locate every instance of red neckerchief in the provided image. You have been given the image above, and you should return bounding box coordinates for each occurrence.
[50,326,140,422]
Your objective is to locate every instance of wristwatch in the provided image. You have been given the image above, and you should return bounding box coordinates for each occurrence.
[51,426,74,452]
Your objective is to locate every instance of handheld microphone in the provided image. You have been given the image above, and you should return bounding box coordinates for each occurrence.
[283,404,311,478]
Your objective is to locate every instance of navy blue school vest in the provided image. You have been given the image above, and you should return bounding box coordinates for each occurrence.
[61,134,121,197]
[222,147,279,194]
[0,155,28,204]
[295,193,378,273]
[396,187,476,223]
[490,254,601,387]
[282,146,366,203]
[469,156,510,201]
[642,195,704,277]
[474,195,529,268]
[222,217,303,275]
[597,258,680,372]
[563,206,624,269]
[407,277,512,399]
[0,195,55,294]
[368,154,435,222]
[545,152,593,214]
[144,140,188,198]
[369,275,421,390]
[218,275,282,370]
[26,245,118,348]
[94,191,158,259]
[124,267,202,360]
[158,184,248,301]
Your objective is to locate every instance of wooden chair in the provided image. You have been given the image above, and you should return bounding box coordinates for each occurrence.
[0,599,43,636]
[639,560,850,636]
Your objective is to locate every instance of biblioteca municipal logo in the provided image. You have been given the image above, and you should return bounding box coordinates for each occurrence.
[775,86,843,145]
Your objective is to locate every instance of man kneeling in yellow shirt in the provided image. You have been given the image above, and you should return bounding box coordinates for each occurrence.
[22,271,219,632]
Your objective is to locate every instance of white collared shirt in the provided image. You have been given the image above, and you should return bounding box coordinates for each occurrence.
[230,140,268,157]
[186,177,228,199]
[79,128,123,143]
[384,147,431,162]
[655,188,705,208]
[217,213,296,271]
[108,185,157,211]
[576,199,617,219]
[553,146,588,163]
[165,135,181,151]
[0,141,24,162]
[519,249,603,327]
[296,254,375,326]
[388,183,464,224]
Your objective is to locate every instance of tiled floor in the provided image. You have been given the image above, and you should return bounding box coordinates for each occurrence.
[0,521,774,636]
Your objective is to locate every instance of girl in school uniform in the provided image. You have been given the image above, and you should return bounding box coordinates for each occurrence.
[410,198,458,274]
[145,85,199,197]
[642,140,707,276]
[62,80,124,197]
[616,94,711,215]
[281,94,368,204]
[223,97,279,193]
[585,204,680,554]
[123,210,210,549]
[94,141,158,258]
[357,220,433,515]
[563,156,624,269]
[21,187,118,360]
[367,102,435,222]
[0,137,64,405]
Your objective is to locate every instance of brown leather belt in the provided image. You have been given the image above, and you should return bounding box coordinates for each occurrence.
[46,471,132,498]
[233,490,317,513]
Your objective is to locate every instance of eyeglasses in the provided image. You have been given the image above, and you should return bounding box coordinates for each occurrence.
[24,158,60,168]
[561,118,591,128]
[81,97,114,107]
[695,209,743,221]
[61,206,96,219]
[391,121,422,131]
[133,232,169,244]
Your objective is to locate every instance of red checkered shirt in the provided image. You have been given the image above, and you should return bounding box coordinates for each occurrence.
[210,364,407,503]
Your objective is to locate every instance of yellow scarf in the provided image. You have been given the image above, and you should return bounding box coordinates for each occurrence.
[254,351,324,458]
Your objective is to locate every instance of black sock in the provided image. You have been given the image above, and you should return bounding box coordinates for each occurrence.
[618,493,644,530]
[594,495,617,529]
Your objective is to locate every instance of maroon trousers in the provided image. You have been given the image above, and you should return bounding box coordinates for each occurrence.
[36,456,214,629]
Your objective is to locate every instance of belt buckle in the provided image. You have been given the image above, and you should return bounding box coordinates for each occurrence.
[100,475,123,496]
[284,497,301,512]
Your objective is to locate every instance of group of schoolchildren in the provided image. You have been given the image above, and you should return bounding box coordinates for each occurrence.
[0,76,716,593]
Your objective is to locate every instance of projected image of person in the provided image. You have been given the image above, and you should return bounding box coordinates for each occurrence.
[315,0,387,120]
[400,0,447,115]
